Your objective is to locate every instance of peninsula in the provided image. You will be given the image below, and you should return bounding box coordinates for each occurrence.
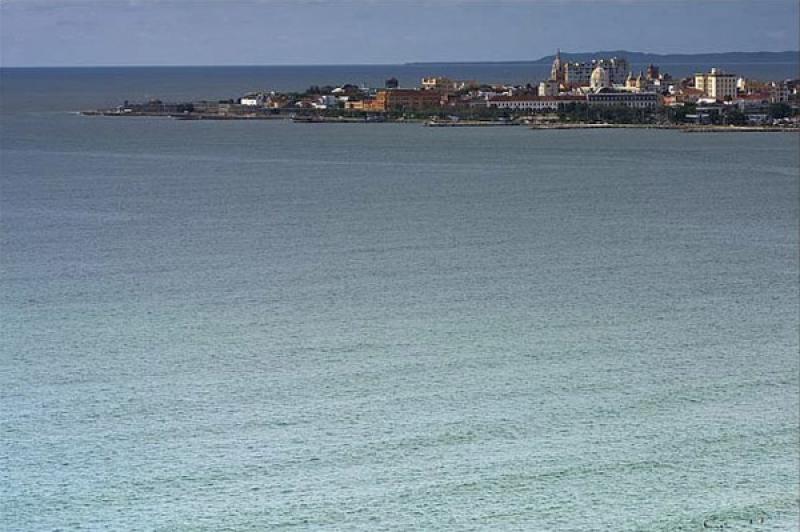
[82,52,800,130]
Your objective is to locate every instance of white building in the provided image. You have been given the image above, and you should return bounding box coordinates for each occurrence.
[421,77,478,92]
[590,67,611,91]
[538,80,560,97]
[487,95,585,111]
[311,95,339,109]
[240,93,266,106]
[694,68,737,100]
[586,89,660,109]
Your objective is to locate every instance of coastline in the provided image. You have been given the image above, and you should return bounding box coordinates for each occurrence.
[78,111,800,132]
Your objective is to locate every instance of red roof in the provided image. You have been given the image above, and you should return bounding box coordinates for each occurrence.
[740,92,770,100]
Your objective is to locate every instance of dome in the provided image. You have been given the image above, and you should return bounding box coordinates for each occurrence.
[590,66,610,90]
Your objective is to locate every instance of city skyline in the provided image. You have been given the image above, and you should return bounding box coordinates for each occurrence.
[1,0,799,67]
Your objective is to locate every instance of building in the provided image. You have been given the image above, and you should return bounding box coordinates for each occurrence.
[736,93,770,111]
[344,98,385,112]
[550,49,565,83]
[538,80,560,97]
[650,76,674,95]
[421,77,478,93]
[674,87,704,104]
[586,89,660,108]
[421,77,454,90]
[768,81,789,103]
[694,68,737,100]
[385,77,399,89]
[373,89,444,111]
[590,67,611,90]
[487,95,585,111]
[240,93,266,106]
[312,95,339,109]
[557,56,629,86]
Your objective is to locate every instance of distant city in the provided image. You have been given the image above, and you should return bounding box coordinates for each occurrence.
[86,51,800,129]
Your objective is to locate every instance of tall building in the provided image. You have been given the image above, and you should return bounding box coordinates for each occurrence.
[550,49,565,83]
[694,68,737,100]
[554,56,629,86]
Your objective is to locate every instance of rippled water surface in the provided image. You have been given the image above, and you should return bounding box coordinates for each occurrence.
[1,69,799,531]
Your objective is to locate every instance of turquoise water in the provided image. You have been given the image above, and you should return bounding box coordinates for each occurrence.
[1,70,799,531]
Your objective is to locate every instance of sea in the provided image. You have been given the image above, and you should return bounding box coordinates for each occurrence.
[1,64,799,531]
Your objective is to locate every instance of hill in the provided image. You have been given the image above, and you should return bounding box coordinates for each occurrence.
[407,50,799,67]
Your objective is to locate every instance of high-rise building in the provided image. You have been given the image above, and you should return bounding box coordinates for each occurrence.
[553,55,629,86]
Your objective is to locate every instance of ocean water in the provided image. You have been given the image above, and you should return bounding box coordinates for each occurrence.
[1,68,799,531]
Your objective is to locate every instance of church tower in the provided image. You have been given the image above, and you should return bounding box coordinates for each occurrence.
[550,49,564,83]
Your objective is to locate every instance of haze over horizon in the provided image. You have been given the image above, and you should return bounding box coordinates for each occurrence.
[1,0,799,67]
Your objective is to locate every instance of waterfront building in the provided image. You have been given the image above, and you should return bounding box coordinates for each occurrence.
[736,93,771,111]
[486,95,585,111]
[344,98,385,111]
[240,93,266,106]
[373,89,444,111]
[694,68,737,100]
[312,95,339,109]
[586,89,660,108]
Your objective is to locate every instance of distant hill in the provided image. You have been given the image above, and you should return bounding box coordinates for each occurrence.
[531,50,800,66]
[407,50,800,67]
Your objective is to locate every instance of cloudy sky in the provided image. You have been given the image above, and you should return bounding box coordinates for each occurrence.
[1,0,798,67]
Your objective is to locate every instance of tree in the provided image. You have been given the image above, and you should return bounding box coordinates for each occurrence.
[725,108,747,126]
[768,103,791,119]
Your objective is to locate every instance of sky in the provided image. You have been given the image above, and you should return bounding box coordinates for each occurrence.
[1,0,798,67]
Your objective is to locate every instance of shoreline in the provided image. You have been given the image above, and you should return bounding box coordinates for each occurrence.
[78,111,800,132]
[529,123,800,132]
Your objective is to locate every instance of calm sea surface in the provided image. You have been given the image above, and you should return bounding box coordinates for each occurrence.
[1,67,799,531]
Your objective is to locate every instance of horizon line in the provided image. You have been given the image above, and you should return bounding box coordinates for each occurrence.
[2,50,798,69]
